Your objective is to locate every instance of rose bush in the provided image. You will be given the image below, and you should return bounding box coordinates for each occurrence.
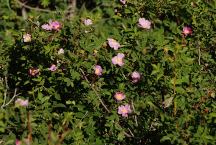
[0,0,216,144]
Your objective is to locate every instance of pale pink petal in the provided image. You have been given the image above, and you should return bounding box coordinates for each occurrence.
[183,26,192,36]
[48,64,57,72]
[120,0,126,5]
[41,24,52,30]
[114,92,126,101]
[138,18,151,29]
[84,19,93,26]
[107,38,121,50]
[94,65,103,76]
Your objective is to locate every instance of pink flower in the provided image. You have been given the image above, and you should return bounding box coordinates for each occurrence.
[41,20,61,31]
[15,98,28,107]
[107,38,121,50]
[23,33,31,42]
[16,139,22,145]
[94,65,103,76]
[49,20,61,31]
[58,48,64,55]
[182,26,192,36]
[48,64,57,72]
[83,19,93,26]
[112,53,125,66]
[131,71,141,83]
[120,0,126,5]
[118,104,132,117]
[138,18,151,29]
[29,68,39,76]
[114,92,126,101]
[41,24,52,30]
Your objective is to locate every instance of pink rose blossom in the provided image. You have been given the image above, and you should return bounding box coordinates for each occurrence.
[15,98,28,107]
[41,20,61,31]
[23,33,31,42]
[48,64,57,72]
[114,92,126,101]
[84,19,93,26]
[118,104,132,117]
[16,139,22,145]
[112,53,125,66]
[138,18,151,29]
[131,71,141,83]
[182,26,192,36]
[107,38,121,50]
[49,20,61,31]
[120,0,126,5]
[94,65,103,76]
[29,68,39,76]
[41,24,52,30]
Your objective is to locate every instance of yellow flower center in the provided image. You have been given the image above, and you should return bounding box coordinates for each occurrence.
[116,94,123,100]
[121,108,128,113]
[95,68,100,74]
[116,58,122,63]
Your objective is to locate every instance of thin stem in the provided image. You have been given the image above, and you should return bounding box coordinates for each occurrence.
[123,131,132,137]
[4,88,20,107]
[2,77,8,107]
[173,49,177,116]
[16,0,52,13]
[127,128,134,137]
[27,112,32,143]
[79,68,110,113]
[1,77,20,109]
[131,100,138,126]
[79,69,134,138]
[198,47,201,65]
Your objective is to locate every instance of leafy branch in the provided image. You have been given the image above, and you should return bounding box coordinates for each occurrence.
[79,68,110,113]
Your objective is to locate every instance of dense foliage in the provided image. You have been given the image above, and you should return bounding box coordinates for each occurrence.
[0,0,216,144]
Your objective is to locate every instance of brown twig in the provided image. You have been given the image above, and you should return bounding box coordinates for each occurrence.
[1,77,20,109]
[131,101,138,126]
[79,68,110,113]
[27,111,32,143]
[127,128,134,137]
[65,0,77,19]
[79,69,134,138]
[198,47,201,65]
[173,47,177,117]
[16,0,52,12]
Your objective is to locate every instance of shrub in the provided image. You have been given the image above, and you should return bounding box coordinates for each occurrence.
[0,0,216,144]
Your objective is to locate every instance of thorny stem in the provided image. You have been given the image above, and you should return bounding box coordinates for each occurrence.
[132,100,138,126]
[1,77,20,109]
[198,47,201,65]
[173,49,177,116]
[79,69,133,138]
[16,0,52,12]
[79,68,110,113]
[128,128,134,137]
[16,0,77,19]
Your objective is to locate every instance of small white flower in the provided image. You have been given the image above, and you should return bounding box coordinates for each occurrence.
[58,48,64,55]
[84,19,93,26]
[23,33,31,42]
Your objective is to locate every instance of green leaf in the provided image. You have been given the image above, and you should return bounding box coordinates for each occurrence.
[41,0,50,7]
